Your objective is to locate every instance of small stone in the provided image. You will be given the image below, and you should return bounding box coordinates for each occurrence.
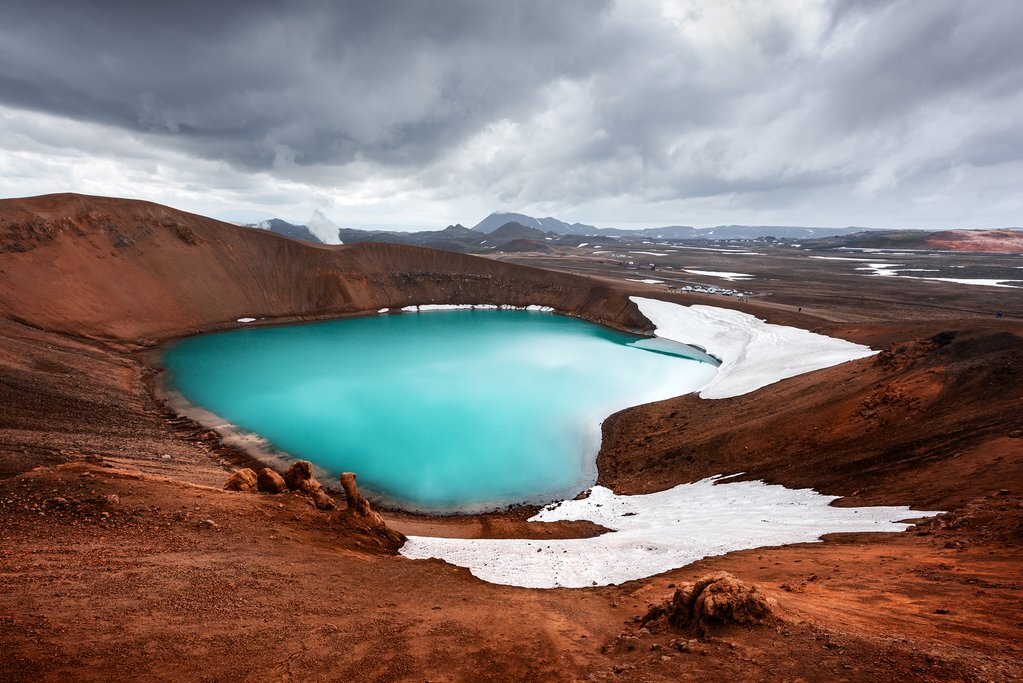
[224,468,258,492]
[256,467,287,494]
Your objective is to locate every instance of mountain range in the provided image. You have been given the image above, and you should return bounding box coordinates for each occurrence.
[246,211,877,246]
[470,213,871,239]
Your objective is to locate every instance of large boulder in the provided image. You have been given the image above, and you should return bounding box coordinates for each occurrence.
[224,467,258,492]
[283,460,335,510]
[333,471,406,552]
[256,467,287,494]
[642,573,774,635]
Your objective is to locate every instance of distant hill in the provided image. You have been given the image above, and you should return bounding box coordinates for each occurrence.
[485,221,552,242]
[338,224,483,252]
[248,218,323,244]
[644,225,868,240]
[336,221,558,254]
[805,229,1023,253]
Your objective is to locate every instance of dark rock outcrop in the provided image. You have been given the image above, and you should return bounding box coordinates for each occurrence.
[283,460,335,509]
[641,573,774,635]
[333,471,406,552]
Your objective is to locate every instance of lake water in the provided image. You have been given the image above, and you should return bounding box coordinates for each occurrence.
[163,310,719,513]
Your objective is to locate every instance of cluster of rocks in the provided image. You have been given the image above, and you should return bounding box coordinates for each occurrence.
[225,461,335,509]
[224,461,405,551]
[640,573,775,635]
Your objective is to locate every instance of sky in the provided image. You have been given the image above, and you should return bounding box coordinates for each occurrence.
[1,0,1021,236]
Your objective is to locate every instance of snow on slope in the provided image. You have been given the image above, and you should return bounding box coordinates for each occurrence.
[401,477,938,588]
[631,297,875,399]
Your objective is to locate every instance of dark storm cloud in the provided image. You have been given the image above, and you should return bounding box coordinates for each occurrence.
[1,0,1022,228]
[0,0,617,168]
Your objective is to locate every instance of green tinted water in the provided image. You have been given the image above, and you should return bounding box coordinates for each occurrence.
[163,310,718,512]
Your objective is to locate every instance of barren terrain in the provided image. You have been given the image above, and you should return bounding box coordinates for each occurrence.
[1,194,1021,681]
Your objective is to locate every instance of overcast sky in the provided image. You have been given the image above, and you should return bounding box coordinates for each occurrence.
[1,0,1021,233]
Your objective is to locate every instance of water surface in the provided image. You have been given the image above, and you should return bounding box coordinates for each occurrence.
[163,310,718,512]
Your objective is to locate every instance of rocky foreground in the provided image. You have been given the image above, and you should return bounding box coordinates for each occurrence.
[1,194,1021,681]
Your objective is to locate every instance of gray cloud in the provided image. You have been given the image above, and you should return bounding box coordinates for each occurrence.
[0,0,1021,229]
[0,0,616,168]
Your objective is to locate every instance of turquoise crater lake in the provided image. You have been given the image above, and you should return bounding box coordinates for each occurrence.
[163,309,719,513]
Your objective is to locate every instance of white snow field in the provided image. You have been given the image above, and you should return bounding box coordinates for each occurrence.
[401,477,939,588]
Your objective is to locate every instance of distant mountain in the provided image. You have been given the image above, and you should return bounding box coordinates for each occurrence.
[248,218,323,244]
[471,212,600,235]
[470,212,869,240]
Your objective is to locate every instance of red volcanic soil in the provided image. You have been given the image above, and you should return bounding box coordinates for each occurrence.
[1,193,1022,681]
[927,229,1023,253]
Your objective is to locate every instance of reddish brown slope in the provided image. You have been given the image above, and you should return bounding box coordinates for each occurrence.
[926,229,1023,253]
[0,193,647,341]
[599,326,1023,511]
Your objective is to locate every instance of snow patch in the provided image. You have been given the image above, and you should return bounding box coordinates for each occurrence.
[683,270,753,281]
[912,277,1023,288]
[401,477,939,588]
[631,296,875,399]
[855,263,904,277]
[631,251,669,256]
[236,317,256,323]
[627,278,665,285]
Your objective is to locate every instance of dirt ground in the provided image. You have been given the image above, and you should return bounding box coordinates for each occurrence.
[2,195,1022,681]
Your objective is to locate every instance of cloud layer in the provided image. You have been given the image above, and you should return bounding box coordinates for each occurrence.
[1,0,1021,228]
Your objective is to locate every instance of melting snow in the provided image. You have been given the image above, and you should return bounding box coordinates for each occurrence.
[683,270,753,281]
[913,277,1023,288]
[627,278,664,284]
[401,477,939,588]
[855,263,904,276]
[631,297,875,399]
